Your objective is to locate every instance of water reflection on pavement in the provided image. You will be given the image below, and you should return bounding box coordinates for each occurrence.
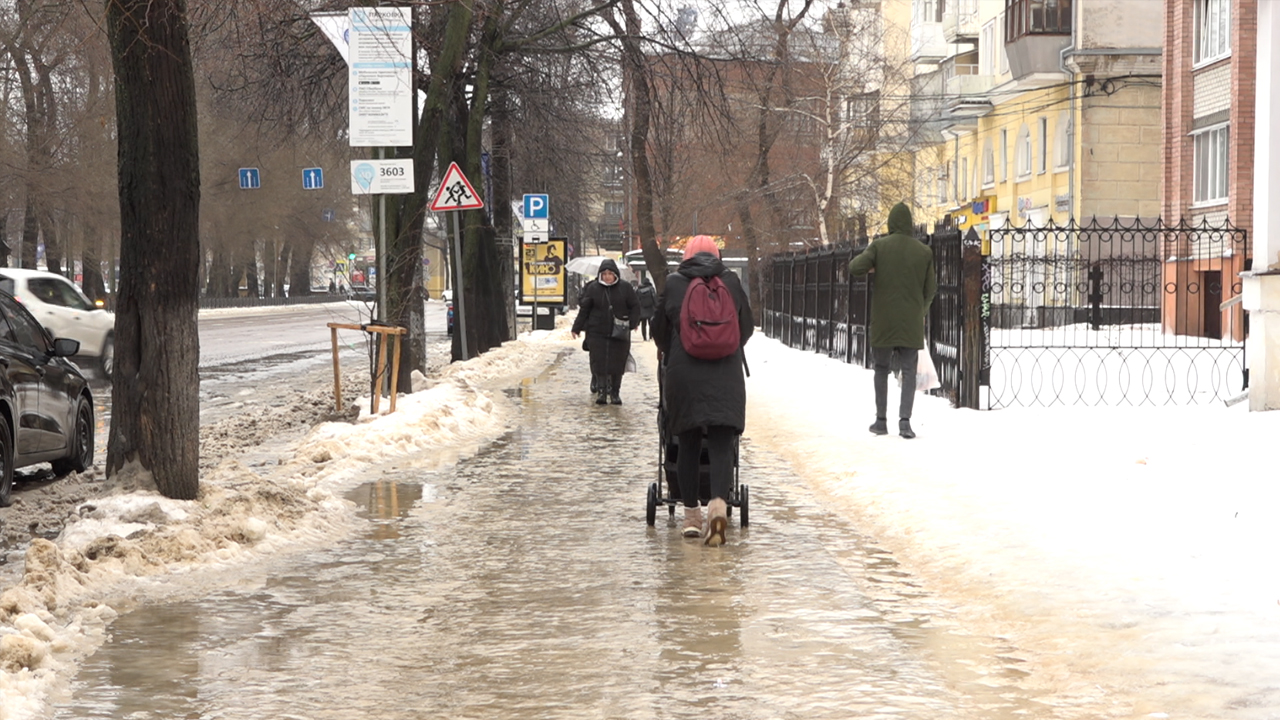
[55,349,1052,720]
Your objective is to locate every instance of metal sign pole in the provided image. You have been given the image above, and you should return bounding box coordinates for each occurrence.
[377,147,389,321]
[453,211,469,361]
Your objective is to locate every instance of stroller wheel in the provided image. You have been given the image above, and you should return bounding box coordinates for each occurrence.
[739,485,749,527]
[646,482,658,526]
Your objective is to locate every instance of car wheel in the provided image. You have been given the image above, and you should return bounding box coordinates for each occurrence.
[0,413,13,508]
[100,334,114,378]
[52,397,93,477]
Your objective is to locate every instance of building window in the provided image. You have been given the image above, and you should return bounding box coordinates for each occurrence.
[1005,0,1072,43]
[960,157,970,202]
[980,20,996,76]
[983,139,995,187]
[1000,128,1008,182]
[1037,117,1048,174]
[1194,0,1231,65]
[1054,112,1072,169]
[938,167,949,205]
[1016,124,1032,179]
[1192,124,1229,204]
[997,13,1009,73]
[917,0,941,24]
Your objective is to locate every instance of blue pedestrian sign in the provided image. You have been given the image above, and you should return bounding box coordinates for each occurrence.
[322,208,335,222]
[303,167,324,190]
[523,194,549,219]
[238,168,261,189]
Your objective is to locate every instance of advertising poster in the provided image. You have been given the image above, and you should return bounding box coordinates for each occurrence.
[519,238,566,304]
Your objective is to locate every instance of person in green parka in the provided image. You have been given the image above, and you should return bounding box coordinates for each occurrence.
[848,203,937,439]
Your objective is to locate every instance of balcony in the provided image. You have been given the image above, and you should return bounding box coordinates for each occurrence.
[1003,0,1072,80]
[941,7,980,43]
[943,59,993,96]
[910,21,948,63]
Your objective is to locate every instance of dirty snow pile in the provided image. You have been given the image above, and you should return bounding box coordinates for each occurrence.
[0,331,567,720]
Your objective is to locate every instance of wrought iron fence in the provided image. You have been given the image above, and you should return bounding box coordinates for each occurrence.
[762,216,1249,409]
[985,217,1248,407]
[762,227,963,402]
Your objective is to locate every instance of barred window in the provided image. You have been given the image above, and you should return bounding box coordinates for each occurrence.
[1194,0,1230,65]
[1193,124,1229,204]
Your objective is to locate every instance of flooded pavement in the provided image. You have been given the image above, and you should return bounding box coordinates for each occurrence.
[52,349,1056,720]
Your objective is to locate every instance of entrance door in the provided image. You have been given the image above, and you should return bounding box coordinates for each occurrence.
[1203,270,1222,339]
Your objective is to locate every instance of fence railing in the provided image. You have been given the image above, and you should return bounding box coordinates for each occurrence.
[198,293,349,310]
[763,216,1249,409]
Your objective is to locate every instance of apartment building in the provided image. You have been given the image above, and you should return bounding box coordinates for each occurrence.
[1162,0,1255,338]
[907,0,1163,232]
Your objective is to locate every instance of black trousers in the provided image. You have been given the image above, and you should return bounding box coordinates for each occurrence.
[872,346,918,420]
[676,425,735,508]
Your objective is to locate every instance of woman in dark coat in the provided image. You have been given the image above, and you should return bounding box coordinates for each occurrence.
[652,236,753,545]
[571,258,641,404]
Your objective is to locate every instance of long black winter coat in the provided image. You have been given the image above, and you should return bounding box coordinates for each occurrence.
[572,265,641,376]
[652,253,754,434]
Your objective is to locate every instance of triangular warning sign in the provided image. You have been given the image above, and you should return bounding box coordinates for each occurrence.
[429,162,485,212]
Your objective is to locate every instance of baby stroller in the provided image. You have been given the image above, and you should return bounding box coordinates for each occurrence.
[645,364,749,527]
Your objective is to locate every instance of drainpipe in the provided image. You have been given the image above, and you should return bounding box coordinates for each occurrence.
[1060,40,1077,222]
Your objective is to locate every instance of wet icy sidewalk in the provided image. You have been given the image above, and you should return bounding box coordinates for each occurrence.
[51,343,1050,720]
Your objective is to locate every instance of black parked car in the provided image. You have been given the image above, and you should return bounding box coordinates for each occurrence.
[0,291,95,507]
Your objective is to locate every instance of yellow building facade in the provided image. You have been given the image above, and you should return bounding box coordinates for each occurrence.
[902,0,1162,236]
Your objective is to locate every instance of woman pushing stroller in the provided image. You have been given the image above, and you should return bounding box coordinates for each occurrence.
[652,236,753,546]
[572,258,641,404]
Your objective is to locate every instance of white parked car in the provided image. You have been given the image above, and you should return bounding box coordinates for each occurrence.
[0,269,114,375]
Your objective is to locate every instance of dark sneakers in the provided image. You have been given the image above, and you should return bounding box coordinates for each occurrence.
[609,393,622,405]
[869,418,888,435]
[899,419,916,439]
[596,392,609,405]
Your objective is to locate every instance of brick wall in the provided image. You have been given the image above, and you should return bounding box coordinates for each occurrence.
[1163,0,1257,233]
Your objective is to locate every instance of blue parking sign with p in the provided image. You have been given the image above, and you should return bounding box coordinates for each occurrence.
[523,194,549,219]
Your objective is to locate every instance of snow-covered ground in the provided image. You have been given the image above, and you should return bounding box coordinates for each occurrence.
[2,319,1278,719]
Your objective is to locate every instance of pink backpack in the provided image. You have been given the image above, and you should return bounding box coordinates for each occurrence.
[679,274,740,360]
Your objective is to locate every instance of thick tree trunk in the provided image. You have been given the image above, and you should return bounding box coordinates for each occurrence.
[238,242,259,298]
[20,201,38,268]
[206,248,232,297]
[461,14,507,356]
[42,213,63,276]
[619,0,668,292]
[105,0,201,500]
[0,214,9,267]
[81,222,107,304]
[288,236,315,296]
[275,240,291,297]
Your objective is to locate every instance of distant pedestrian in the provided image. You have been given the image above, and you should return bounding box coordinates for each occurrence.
[847,202,937,439]
[572,259,641,404]
[652,235,753,546]
[636,277,657,340]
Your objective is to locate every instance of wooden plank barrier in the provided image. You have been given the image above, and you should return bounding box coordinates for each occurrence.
[327,323,409,415]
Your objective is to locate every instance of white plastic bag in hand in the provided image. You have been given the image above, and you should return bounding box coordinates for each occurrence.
[917,350,941,392]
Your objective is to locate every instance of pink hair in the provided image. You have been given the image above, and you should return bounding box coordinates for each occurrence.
[683,235,720,260]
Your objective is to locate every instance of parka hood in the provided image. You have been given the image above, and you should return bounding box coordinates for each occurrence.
[597,258,621,283]
[678,252,726,279]
[886,203,914,237]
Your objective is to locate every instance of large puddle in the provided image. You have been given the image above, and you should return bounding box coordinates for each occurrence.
[53,351,1064,719]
